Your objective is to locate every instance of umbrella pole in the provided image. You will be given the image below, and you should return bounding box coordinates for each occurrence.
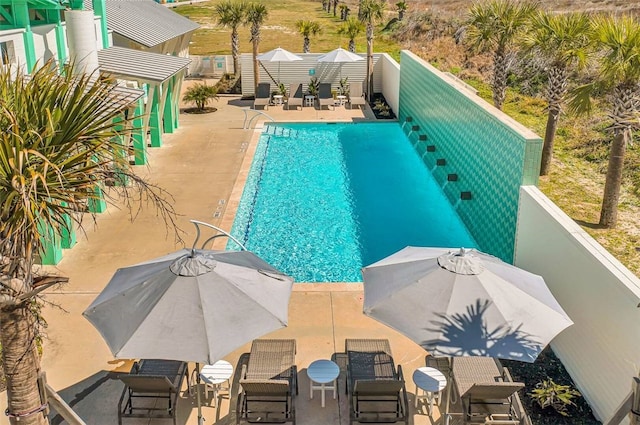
[196,362,204,425]
[444,357,452,425]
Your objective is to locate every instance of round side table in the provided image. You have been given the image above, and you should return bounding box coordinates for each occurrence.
[413,367,447,416]
[307,359,340,408]
[200,360,233,408]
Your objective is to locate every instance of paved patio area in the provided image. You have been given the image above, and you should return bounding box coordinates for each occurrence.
[0,82,454,425]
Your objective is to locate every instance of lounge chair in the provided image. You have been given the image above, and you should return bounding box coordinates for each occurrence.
[348,82,366,110]
[253,83,271,110]
[117,359,187,425]
[237,339,298,425]
[317,83,335,110]
[287,83,304,110]
[452,357,527,424]
[461,382,525,424]
[345,339,409,425]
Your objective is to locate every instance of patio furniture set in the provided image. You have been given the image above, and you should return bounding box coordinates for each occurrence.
[252,82,366,111]
[115,338,528,425]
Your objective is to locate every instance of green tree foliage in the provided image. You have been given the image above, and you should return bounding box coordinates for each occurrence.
[466,0,539,110]
[0,62,177,425]
[182,82,219,111]
[215,0,247,76]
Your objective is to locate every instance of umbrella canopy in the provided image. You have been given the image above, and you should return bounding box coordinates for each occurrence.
[362,246,573,363]
[317,47,364,85]
[83,248,294,365]
[257,47,302,84]
[317,47,364,63]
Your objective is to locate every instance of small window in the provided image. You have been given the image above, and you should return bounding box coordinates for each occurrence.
[0,40,15,65]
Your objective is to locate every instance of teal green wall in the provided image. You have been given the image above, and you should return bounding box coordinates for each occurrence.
[399,51,542,262]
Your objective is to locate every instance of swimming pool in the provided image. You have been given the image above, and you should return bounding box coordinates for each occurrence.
[229,122,477,282]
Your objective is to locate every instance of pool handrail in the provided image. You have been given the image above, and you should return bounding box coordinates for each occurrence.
[243,108,275,129]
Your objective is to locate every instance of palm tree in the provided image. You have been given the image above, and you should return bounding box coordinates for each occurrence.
[338,17,364,53]
[0,62,177,425]
[396,0,407,21]
[522,11,592,176]
[296,20,322,53]
[332,0,339,16]
[569,14,640,228]
[466,0,539,110]
[215,0,247,76]
[182,82,219,111]
[339,3,350,20]
[359,0,386,101]
[245,2,268,93]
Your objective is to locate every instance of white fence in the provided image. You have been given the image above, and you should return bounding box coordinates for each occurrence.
[188,54,233,77]
[379,53,399,115]
[515,185,640,425]
[240,52,384,97]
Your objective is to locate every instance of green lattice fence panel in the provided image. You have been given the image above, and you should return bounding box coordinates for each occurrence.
[398,51,542,262]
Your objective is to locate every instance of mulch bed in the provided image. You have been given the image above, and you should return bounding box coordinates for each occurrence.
[182,107,217,114]
[502,348,600,424]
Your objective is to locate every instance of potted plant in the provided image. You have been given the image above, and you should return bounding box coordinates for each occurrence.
[278,82,287,96]
[339,77,350,96]
[308,76,319,97]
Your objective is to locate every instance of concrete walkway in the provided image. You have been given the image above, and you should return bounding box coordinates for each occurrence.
[1,87,447,425]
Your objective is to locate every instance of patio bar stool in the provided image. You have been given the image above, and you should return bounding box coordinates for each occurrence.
[194,360,234,408]
[308,359,340,407]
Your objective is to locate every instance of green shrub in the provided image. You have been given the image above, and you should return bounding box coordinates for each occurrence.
[531,378,581,416]
[182,82,218,111]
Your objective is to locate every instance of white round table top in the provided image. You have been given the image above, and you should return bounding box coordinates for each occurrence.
[413,367,447,392]
[307,359,340,384]
[200,360,233,385]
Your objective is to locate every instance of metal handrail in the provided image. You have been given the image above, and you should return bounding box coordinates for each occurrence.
[190,220,247,252]
[242,108,275,129]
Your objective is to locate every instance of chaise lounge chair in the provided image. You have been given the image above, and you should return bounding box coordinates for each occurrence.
[237,339,298,425]
[348,82,366,110]
[346,339,409,425]
[452,357,527,424]
[287,83,304,110]
[117,359,187,425]
[317,83,335,110]
[253,83,271,110]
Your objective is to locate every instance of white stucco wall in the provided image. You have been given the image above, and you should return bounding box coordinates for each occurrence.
[32,24,58,64]
[0,29,27,70]
[514,186,640,424]
[379,53,399,115]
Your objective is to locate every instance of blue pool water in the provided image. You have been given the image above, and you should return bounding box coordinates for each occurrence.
[229,122,477,282]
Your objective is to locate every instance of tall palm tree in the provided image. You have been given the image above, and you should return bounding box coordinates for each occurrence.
[359,0,386,101]
[396,0,407,21]
[466,0,539,110]
[522,11,592,176]
[296,20,322,53]
[215,0,247,76]
[338,17,364,52]
[0,63,177,425]
[569,14,640,228]
[245,2,268,93]
[332,0,339,16]
[339,3,350,20]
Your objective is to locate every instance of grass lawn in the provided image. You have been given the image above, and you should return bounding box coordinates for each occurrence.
[174,0,401,60]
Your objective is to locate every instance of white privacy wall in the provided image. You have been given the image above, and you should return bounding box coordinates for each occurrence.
[240,52,383,97]
[514,186,640,424]
[32,24,58,64]
[379,53,399,115]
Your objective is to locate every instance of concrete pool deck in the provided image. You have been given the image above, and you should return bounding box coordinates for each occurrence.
[0,89,453,425]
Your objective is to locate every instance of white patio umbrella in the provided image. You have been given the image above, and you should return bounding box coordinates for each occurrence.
[362,247,573,421]
[257,47,303,84]
[317,47,364,84]
[83,221,294,425]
